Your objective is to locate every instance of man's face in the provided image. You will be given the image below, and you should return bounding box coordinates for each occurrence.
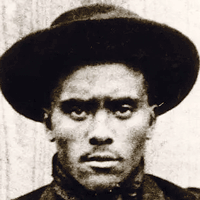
[48,63,156,192]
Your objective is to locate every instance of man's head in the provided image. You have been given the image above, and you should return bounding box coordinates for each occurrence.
[44,63,156,192]
[0,2,198,193]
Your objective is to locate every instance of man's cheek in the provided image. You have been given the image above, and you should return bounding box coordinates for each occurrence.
[56,139,76,164]
[52,124,79,140]
[123,129,147,154]
[56,138,83,157]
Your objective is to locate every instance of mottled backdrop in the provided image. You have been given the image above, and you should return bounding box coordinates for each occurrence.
[0,0,200,199]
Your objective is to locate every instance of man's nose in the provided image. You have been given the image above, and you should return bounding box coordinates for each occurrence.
[89,110,114,146]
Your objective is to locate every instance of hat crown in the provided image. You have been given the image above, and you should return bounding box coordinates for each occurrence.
[51,4,140,27]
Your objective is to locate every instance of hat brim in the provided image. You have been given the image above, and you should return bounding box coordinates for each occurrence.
[0,18,199,122]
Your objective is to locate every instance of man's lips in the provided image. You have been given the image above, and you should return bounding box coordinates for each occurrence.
[80,152,123,168]
[82,152,122,161]
[86,156,118,162]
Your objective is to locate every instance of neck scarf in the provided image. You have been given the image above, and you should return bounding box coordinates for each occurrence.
[51,153,144,200]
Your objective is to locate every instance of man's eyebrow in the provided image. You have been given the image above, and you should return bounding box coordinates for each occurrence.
[59,98,99,104]
[59,97,139,104]
[105,97,140,105]
[59,99,99,110]
[58,98,140,113]
[58,97,141,111]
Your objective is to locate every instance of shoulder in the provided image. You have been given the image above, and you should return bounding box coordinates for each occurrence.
[12,183,62,200]
[12,185,49,200]
[146,174,200,199]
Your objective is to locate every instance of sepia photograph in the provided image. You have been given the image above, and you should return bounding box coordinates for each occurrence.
[0,0,200,199]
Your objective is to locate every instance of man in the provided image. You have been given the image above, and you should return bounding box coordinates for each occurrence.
[0,3,200,200]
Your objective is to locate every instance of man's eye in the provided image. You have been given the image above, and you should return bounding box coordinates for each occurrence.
[60,103,88,121]
[114,105,133,119]
[70,107,87,121]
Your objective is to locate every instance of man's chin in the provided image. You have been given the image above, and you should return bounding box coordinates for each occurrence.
[78,174,123,193]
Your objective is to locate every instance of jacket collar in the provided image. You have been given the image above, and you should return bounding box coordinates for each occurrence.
[40,175,166,200]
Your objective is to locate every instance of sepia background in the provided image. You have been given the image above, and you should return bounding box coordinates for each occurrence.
[0,0,200,199]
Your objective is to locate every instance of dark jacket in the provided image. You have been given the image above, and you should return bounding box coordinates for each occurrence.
[13,174,200,200]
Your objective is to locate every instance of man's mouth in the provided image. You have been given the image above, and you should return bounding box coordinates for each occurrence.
[81,152,122,168]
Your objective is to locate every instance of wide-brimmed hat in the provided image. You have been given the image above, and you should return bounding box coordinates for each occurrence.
[0,4,199,122]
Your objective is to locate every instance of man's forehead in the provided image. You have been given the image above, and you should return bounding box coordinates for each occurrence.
[54,63,148,102]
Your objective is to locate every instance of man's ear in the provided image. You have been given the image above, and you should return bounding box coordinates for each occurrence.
[43,108,55,142]
[43,108,52,130]
[146,105,157,140]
